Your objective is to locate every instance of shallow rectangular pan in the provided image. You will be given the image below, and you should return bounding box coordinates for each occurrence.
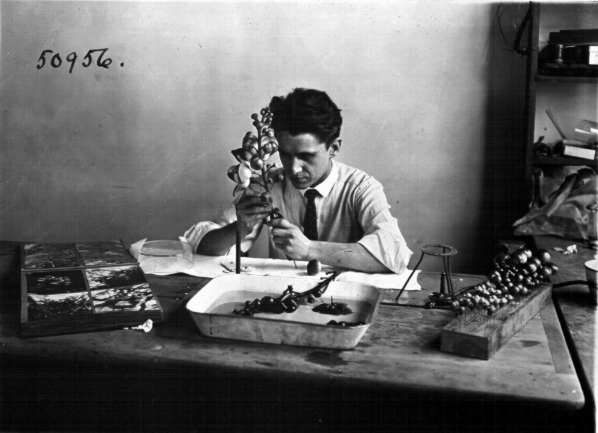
[186,274,381,349]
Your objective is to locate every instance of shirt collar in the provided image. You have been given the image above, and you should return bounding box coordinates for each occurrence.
[305,160,338,199]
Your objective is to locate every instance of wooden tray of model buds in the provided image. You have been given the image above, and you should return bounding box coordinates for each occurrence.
[440,247,558,360]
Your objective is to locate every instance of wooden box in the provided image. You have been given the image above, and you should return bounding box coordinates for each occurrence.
[440,284,552,360]
[20,241,163,337]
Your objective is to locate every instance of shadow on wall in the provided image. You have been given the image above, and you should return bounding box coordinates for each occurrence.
[475,2,529,274]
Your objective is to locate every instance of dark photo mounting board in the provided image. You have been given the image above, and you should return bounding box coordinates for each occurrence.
[20,241,163,337]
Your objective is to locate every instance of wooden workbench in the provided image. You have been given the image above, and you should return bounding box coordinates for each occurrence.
[534,236,596,428]
[0,241,587,432]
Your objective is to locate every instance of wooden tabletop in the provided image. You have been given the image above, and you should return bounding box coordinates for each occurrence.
[534,236,596,400]
[0,241,584,413]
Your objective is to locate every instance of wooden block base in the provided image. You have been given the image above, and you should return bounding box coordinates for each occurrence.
[440,284,552,360]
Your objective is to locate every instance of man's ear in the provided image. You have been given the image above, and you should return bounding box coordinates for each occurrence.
[329,139,342,156]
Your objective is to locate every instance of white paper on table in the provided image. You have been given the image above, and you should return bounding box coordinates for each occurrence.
[336,270,421,291]
[130,238,314,278]
[129,238,420,291]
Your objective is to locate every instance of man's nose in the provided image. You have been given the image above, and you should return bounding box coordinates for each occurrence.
[290,157,302,174]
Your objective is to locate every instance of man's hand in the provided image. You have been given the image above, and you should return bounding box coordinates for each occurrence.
[270,218,313,260]
[235,193,272,236]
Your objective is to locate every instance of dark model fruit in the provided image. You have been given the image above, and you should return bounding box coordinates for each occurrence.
[327,320,365,327]
[451,245,557,317]
[312,298,353,315]
[233,272,339,316]
[228,107,284,221]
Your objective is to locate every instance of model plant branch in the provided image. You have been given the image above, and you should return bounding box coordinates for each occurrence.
[226,107,284,272]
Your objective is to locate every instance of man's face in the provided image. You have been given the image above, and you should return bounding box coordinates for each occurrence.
[276,131,334,189]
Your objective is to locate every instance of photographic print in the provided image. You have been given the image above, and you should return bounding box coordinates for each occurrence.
[91,283,159,313]
[26,269,87,295]
[27,291,93,321]
[3,1,595,432]
[85,265,146,290]
[77,241,136,266]
[23,243,82,269]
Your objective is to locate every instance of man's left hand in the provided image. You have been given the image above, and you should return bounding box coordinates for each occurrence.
[270,218,312,260]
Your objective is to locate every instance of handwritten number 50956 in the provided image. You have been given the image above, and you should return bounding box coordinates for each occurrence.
[37,48,113,73]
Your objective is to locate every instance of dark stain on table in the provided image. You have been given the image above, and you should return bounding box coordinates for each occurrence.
[306,350,348,367]
[520,339,541,348]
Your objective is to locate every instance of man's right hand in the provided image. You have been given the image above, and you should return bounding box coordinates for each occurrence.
[235,193,273,236]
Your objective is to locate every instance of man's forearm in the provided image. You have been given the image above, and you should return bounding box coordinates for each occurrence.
[307,241,390,273]
[196,222,238,255]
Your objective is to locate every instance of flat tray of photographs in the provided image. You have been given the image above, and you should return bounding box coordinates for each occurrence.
[22,240,138,270]
[20,241,163,337]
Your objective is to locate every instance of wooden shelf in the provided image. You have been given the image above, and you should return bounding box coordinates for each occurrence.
[536,74,598,83]
[532,156,598,167]
[524,3,598,195]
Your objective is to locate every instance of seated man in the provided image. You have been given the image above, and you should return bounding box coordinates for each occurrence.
[184,88,412,274]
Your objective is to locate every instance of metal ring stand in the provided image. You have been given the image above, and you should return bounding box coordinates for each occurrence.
[394,243,458,305]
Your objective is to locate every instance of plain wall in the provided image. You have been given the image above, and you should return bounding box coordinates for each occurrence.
[0,1,530,273]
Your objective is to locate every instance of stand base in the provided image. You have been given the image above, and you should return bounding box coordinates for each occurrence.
[425,292,457,309]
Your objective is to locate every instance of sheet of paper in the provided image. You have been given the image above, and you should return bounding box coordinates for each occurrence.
[129,239,421,291]
[336,270,421,291]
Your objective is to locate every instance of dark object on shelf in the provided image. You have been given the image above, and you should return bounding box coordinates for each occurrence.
[549,29,598,45]
[540,46,598,66]
[542,28,598,62]
[533,136,553,158]
[539,28,598,76]
[20,241,163,337]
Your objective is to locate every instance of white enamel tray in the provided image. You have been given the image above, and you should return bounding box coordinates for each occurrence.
[186,274,381,349]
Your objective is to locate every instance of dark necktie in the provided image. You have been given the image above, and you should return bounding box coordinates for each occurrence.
[303,189,319,240]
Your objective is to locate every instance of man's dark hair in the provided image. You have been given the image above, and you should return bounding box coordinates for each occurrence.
[269,88,342,147]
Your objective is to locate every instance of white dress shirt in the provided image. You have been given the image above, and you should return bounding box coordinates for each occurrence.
[184,161,412,273]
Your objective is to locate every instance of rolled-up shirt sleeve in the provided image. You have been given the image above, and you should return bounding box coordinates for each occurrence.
[182,206,260,255]
[354,179,412,274]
